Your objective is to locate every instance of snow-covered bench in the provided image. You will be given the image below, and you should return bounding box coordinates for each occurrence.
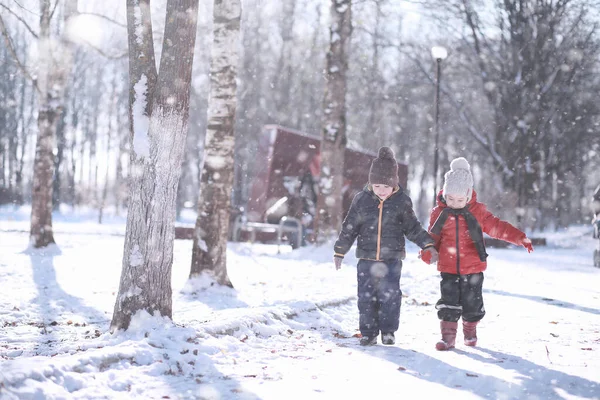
[232,215,303,250]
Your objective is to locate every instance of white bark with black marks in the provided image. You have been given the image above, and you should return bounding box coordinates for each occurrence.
[190,0,242,287]
[29,0,77,248]
[315,0,351,243]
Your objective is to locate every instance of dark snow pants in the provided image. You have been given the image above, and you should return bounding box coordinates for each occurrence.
[357,259,402,337]
[436,272,486,323]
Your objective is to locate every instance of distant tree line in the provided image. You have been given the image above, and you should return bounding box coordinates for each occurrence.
[1,0,599,231]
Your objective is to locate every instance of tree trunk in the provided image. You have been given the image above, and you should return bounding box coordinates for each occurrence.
[273,0,296,121]
[99,76,116,224]
[314,0,352,243]
[115,85,128,216]
[30,0,77,248]
[365,1,382,135]
[111,0,198,332]
[15,78,30,206]
[52,105,68,210]
[190,0,243,287]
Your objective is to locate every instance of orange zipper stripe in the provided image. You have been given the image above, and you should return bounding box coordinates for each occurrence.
[376,199,383,260]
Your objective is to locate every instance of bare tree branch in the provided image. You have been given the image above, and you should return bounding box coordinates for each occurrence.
[402,48,514,178]
[79,37,127,59]
[49,0,59,21]
[0,3,38,37]
[10,0,38,15]
[79,12,127,29]
[0,13,39,92]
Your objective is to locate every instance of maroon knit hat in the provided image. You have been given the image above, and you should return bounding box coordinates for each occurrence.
[369,147,399,187]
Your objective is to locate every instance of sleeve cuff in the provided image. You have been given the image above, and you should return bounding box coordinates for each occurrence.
[334,253,345,258]
[422,243,434,249]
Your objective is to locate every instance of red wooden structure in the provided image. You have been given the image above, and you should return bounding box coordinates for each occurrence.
[234,125,408,247]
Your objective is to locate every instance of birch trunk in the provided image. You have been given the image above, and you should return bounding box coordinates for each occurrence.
[30,0,76,247]
[314,0,351,243]
[111,0,199,331]
[190,0,242,286]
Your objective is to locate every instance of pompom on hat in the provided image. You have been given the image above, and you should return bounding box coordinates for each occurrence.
[369,147,399,187]
[442,157,474,201]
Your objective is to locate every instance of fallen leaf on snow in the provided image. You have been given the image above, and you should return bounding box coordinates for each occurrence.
[333,332,349,338]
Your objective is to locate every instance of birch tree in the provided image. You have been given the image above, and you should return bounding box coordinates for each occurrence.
[315,0,352,242]
[190,0,242,287]
[31,0,77,247]
[111,0,199,331]
[0,0,77,247]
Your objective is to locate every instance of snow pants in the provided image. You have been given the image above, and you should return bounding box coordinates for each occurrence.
[436,272,486,323]
[357,259,402,337]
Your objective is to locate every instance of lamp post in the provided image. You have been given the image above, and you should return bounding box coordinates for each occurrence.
[431,46,447,207]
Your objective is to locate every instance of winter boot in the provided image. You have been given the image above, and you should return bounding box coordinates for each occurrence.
[359,334,378,346]
[381,332,395,345]
[435,321,457,351]
[463,321,479,346]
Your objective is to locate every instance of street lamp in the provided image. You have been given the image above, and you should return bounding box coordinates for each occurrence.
[431,46,447,207]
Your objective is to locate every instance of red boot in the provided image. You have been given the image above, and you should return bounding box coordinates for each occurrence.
[436,321,457,351]
[463,321,478,346]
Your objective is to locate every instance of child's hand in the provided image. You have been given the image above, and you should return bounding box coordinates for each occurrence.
[419,247,439,264]
[522,237,534,253]
[334,256,343,270]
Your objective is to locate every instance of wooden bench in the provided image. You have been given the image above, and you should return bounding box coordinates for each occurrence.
[232,216,303,250]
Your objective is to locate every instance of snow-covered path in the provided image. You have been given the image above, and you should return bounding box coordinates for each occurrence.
[209,300,600,400]
[202,241,600,400]
[1,212,599,399]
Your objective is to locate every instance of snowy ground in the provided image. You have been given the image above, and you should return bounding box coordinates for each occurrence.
[1,206,599,399]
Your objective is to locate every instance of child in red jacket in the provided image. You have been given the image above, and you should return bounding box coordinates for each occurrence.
[420,157,533,350]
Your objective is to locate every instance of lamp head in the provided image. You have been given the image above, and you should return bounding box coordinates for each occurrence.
[431,46,448,60]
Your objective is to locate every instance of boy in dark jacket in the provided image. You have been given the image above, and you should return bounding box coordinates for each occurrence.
[334,147,438,346]
[420,157,533,350]
[592,185,600,267]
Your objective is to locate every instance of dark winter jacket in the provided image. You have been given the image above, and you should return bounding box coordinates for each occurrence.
[428,190,526,275]
[593,185,600,217]
[334,186,435,261]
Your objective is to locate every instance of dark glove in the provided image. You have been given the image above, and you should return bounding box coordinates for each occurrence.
[334,256,343,270]
[419,247,439,264]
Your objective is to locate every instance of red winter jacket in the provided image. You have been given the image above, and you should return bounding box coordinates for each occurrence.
[428,190,526,275]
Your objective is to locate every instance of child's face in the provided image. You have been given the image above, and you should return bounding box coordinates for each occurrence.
[445,194,468,209]
[372,184,393,200]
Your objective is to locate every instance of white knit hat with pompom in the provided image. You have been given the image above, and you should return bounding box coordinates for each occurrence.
[442,157,474,201]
